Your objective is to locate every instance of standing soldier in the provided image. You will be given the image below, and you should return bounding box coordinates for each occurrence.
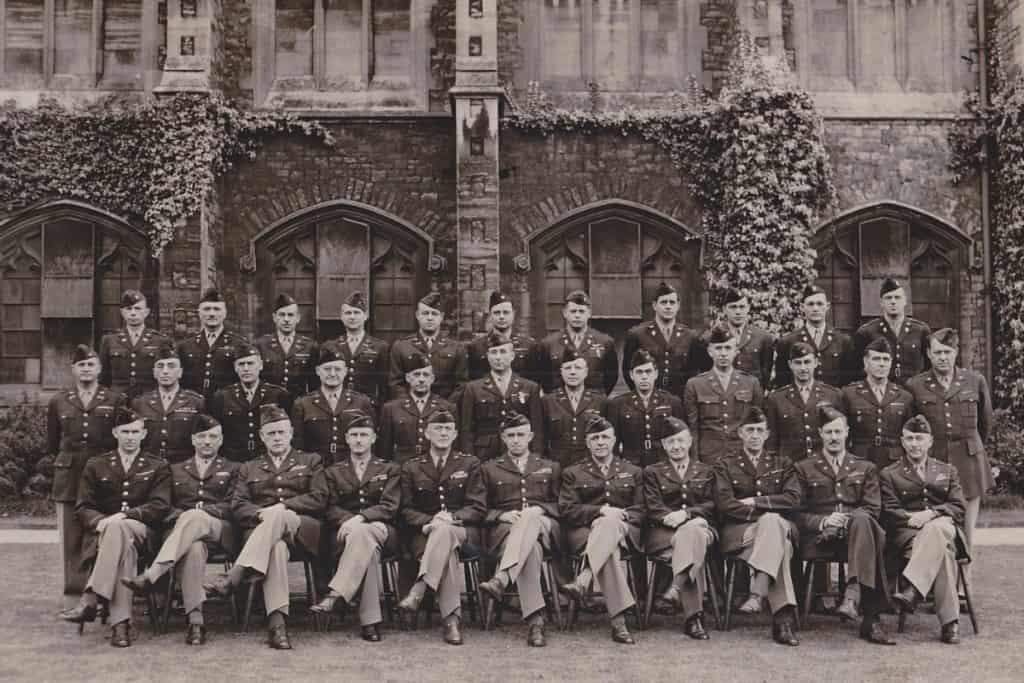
[764,342,842,462]
[606,349,685,467]
[621,282,702,398]
[208,344,291,463]
[389,292,467,401]
[178,288,246,402]
[467,291,540,384]
[839,338,913,470]
[684,326,764,465]
[98,290,171,401]
[853,278,930,385]
[377,353,454,464]
[291,342,376,467]
[131,343,206,464]
[48,345,126,608]
[697,289,775,389]
[537,290,619,396]
[254,293,319,402]
[541,348,608,467]
[334,292,390,409]
[774,285,856,390]
[459,334,543,463]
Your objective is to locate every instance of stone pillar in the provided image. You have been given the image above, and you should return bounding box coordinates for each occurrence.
[451,0,505,334]
[154,0,215,93]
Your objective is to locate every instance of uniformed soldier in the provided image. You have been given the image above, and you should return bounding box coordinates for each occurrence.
[334,292,390,408]
[643,417,717,641]
[713,408,802,646]
[98,290,171,400]
[253,293,319,401]
[396,410,486,646]
[131,343,206,464]
[606,349,685,467]
[388,292,467,400]
[120,415,239,645]
[559,416,644,645]
[540,347,608,467]
[59,410,172,648]
[621,282,702,398]
[764,341,842,461]
[839,338,913,470]
[467,291,541,384]
[208,344,291,463]
[291,342,375,466]
[881,415,969,645]
[791,407,894,645]
[48,344,126,607]
[377,353,454,464]
[853,278,931,385]
[205,406,326,650]
[683,326,764,465]
[177,288,246,401]
[459,333,543,462]
[696,288,775,389]
[537,290,619,395]
[478,413,563,647]
[310,413,402,643]
[774,284,856,389]
[906,327,994,553]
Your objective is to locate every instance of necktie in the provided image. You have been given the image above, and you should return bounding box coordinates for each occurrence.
[245,387,257,404]
[348,335,362,354]
[435,456,446,472]
[425,337,434,352]
[799,385,811,404]
[600,463,609,477]
[162,392,175,411]
[568,391,580,412]
[874,384,886,403]
[280,336,293,355]
[354,458,367,481]
[327,392,338,412]
[415,398,427,414]
[196,457,212,479]
[811,327,822,348]
[80,390,94,406]
[515,457,527,474]
[128,329,142,347]
[831,456,842,474]
[121,455,135,473]
[495,376,509,397]
[207,332,218,347]
[676,461,688,480]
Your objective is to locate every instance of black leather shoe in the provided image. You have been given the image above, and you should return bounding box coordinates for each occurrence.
[60,601,98,624]
[836,597,860,622]
[310,594,345,614]
[120,574,154,596]
[684,614,710,640]
[204,574,234,600]
[559,580,587,604]
[396,591,423,615]
[361,624,382,642]
[185,624,207,646]
[110,622,131,648]
[610,622,635,644]
[527,624,547,647]
[773,619,800,646]
[860,618,896,645]
[892,586,922,614]
[941,620,960,644]
[659,585,682,608]
[268,625,292,650]
[479,576,507,603]
[443,618,463,645]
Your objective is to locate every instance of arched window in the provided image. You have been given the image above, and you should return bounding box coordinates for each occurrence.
[0,202,156,388]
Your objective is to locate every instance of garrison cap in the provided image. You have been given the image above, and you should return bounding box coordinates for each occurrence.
[864,337,893,356]
[345,411,376,433]
[740,406,769,427]
[560,346,586,366]
[199,287,224,304]
[879,278,903,296]
[234,343,261,361]
[585,415,614,436]
[343,291,368,312]
[403,352,432,373]
[630,349,657,369]
[191,414,222,435]
[500,412,531,432]
[120,289,146,308]
[661,416,690,439]
[259,405,290,426]
[707,325,734,345]
[721,288,747,305]
[486,332,514,350]
[426,409,457,426]
[818,405,846,426]
[564,290,591,307]
[801,284,827,301]
[903,414,932,435]
[154,342,178,361]
[789,341,816,361]
[114,408,145,428]
[317,342,347,367]
[72,344,99,364]
[418,292,443,313]
[489,291,514,309]
[929,328,960,348]
[653,282,678,300]
[273,293,297,311]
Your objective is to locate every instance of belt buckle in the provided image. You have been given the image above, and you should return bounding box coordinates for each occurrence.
[121,502,129,513]
[330,443,338,454]
[203,379,211,390]
[129,376,136,386]
[248,439,255,452]
[874,436,882,447]
[644,440,652,451]
[195,502,204,510]
[894,367,902,378]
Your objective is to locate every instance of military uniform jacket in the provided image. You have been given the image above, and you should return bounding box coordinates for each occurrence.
[622,320,701,398]
[254,333,320,402]
[683,370,763,465]
[131,388,206,464]
[713,450,800,553]
[467,332,541,385]
[906,368,995,499]
[322,457,401,528]
[332,333,389,407]
[538,328,619,395]
[773,325,856,390]
[208,382,291,463]
[764,381,842,462]
[643,459,717,554]
[879,456,967,559]
[232,449,325,557]
[168,456,239,552]
[839,381,913,469]
[399,451,486,556]
[388,332,467,400]
[99,327,172,399]
[790,452,881,538]
[459,373,543,462]
[606,390,685,467]
[696,324,775,389]
[290,387,376,466]
[377,393,454,464]
[558,457,644,555]
[541,388,607,467]
[48,386,127,503]
[481,455,562,555]
[853,317,931,384]
[177,329,248,400]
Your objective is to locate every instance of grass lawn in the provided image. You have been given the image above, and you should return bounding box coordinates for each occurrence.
[1,545,1022,682]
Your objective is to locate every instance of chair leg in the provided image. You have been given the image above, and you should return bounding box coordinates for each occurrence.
[162,567,175,634]
[545,561,563,631]
[242,581,257,633]
[723,559,735,631]
[800,561,815,625]
[642,560,656,631]
[959,563,979,635]
[464,561,482,626]
[625,557,641,629]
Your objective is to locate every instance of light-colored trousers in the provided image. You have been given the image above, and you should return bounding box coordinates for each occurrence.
[85,518,149,625]
[416,523,468,619]
[585,516,636,618]
[738,513,797,614]
[903,516,960,626]
[665,517,714,620]
[495,509,553,620]
[234,507,301,616]
[328,520,389,625]
[149,509,224,614]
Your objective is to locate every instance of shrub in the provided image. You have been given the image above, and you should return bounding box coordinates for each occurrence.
[0,401,50,501]
[988,409,1024,496]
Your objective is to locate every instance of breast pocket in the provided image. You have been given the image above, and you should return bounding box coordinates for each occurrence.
[548,417,565,439]
[959,393,979,420]
[477,399,502,420]
[697,398,723,420]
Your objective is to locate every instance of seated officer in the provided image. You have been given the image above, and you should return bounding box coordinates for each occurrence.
[643,417,717,641]
[606,349,685,467]
[459,333,543,462]
[765,341,841,462]
[208,343,291,463]
[131,342,206,464]
[478,413,563,648]
[713,408,801,646]
[377,353,454,463]
[311,412,402,643]
[540,347,608,467]
[791,406,894,645]
[397,410,486,645]
[881,415,968,645]
[291,342,375,467]
[205,407,325,650]
[254,293,320,401]
[60,410,172,648]
[98,289,171,401]
[559,416,644,645]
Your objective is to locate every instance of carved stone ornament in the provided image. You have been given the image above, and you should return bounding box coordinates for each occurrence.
[239,249,256,275]
[429,253,448,273]
[513,252,531,274]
